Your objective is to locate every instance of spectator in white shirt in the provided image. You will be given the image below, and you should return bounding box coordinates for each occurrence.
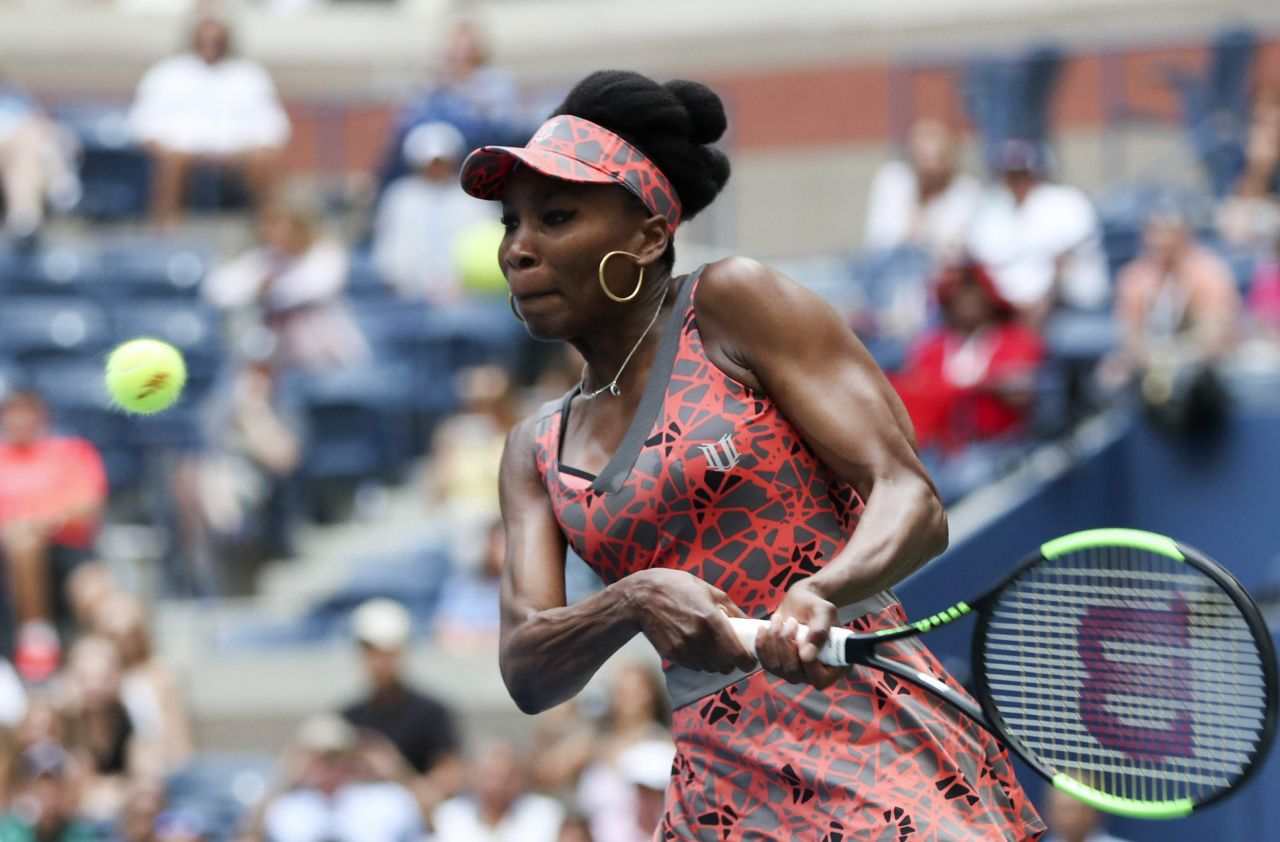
[129,14,290,229]
[433,741,564,842]
[371,121,494,303]
[967,139,1110,322]
[261,714,425,842]
[204,192,368,372]
[863,118,981,261]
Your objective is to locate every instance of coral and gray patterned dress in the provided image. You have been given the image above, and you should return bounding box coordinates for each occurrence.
[532,268,1044,841]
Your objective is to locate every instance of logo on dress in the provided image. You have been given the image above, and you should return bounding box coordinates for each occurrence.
[697,434,741,471]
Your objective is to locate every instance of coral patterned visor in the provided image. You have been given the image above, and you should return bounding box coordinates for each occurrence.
[460,115,683,231]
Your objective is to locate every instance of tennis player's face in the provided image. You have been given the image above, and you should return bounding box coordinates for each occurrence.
[500,168,649,340]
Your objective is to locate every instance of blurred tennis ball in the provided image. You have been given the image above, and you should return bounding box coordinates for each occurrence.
[104,338,187,415]
[453,221,507,295]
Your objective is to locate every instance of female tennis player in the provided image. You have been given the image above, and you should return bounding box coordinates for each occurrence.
[462,70,1044,840]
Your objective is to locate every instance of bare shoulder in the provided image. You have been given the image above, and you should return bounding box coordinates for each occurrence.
[697,256,804,313]
[696,256,848,361]
[500,411,542,475]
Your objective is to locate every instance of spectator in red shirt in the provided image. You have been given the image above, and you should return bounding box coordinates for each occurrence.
[890,261,1045,499]
[0,390,107,683]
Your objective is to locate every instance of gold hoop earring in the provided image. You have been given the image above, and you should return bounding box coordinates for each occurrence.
[598,251,645,303]
[508,292,525,323]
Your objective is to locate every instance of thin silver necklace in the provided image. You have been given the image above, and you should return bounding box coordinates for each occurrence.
[579,285,670,400]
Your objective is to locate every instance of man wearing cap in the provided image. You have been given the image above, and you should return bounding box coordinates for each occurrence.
[967,138,1110,322]
[339,599,464,814]
[260,714,424,842]
[0,742,94,841]
[371,120,495,303]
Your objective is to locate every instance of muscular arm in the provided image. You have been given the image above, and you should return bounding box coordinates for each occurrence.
[499,412,757,714]
[697,257,948,609]
[497,416,640,714]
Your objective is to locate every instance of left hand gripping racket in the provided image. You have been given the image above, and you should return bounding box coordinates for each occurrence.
[728,528,1278,819]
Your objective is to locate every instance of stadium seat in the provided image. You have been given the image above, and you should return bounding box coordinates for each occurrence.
[52,102,151,220]
[345,246,389,300]
[28,359,142,490]
[95,238,210,299]
[166,752,277,842]
[295,362,416,482]
[0,245,102,297]
[108,299,223,398]
[0,296,112,364]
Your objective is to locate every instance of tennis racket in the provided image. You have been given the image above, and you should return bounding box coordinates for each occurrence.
[728,528,1278,819]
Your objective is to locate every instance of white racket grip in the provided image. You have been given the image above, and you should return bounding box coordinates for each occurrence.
[727,618,853,667]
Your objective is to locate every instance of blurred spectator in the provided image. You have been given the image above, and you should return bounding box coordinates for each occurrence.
[0,81,80,249]
[377,19,521,192]
[1247,230,1280,337]
[863,118,980,261]
[0,658,26,730]
[173,344,304,595]
[259,714,424,842]
[425,365,517,550]
[432,741,562,842]
[0,698,67,807]
[63,564,120,639]
[371,121,494,303]
[59,635,145,822]
[129,13,289,229]
[204,195,368,373]
[1042,780,1131,842]
[0,742,93,842]
[433,521,502,651]
[533,662,669,798]
[117,776,165,842]
[892,262,1045,449]
[1104,203,1241,390]
[339,600,464,814]
[890,261,1045,500]
[556,814,594,842]
[0,391,108,684]
[583,739,675,842]
[967,139,1109,321]
[95,595,193,771]
[1216,87,1280,251]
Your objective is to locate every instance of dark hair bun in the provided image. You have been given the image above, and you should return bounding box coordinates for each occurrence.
[663,79,727,145]
[555,70,731,222]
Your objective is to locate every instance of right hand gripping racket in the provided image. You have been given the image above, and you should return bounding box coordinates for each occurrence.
[729,528,1278,819]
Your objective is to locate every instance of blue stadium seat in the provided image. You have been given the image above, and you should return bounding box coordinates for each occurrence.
[0,358,22,402]
[345,247,389,300]
[166,752,277,842]
[95,239,210,298]
[0,245,102,297]
[1043,309,1119,363]
[296,362,416,482]
[51,102,151,220]
[108,299,223,397]
[27,359,142,490]
[0,296,112,364]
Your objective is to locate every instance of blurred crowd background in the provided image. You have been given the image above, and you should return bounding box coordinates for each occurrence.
[0,0,1278,840]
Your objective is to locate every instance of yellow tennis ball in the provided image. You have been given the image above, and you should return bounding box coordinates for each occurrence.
[453,221,507,295]
[104,338,187,415]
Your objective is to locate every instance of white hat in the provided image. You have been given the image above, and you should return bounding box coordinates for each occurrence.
[351,598,412,650]
[403,121,467,166]
[617,739,677,791]
[296,713,357,754]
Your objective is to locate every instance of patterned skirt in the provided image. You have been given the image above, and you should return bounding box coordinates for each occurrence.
[658,605,1045,841]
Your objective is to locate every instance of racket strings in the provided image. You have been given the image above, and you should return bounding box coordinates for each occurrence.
[980,545,1270,806]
